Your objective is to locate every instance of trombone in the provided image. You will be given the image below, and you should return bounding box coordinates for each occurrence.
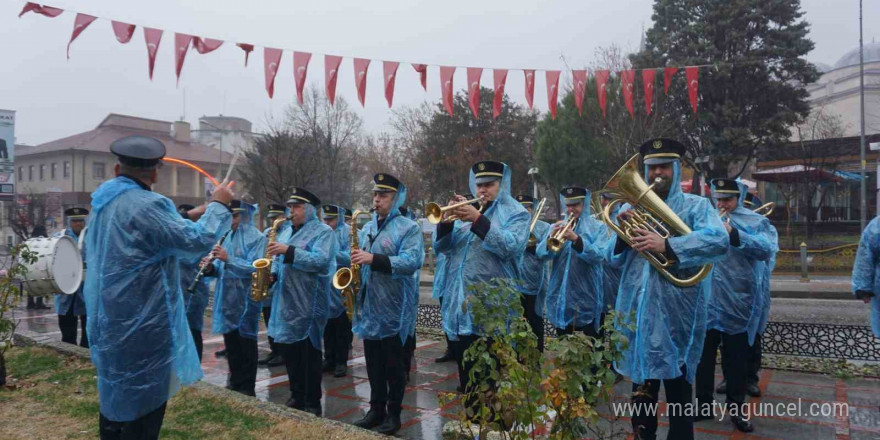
[425,196,485,224]
[526,198,547,247]
[547,214,578,253]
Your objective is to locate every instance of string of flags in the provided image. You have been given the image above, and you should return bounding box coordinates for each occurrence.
[19,2,702,120]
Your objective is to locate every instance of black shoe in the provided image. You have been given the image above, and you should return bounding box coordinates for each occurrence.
[456,384,464,393]
[334,364,347,377]
[715,380,727,394]
[376,413,401,435]
[353,409,386,429]
[36,304,51,310]
[285,398,304,410]
[215,348,227,357]
[304,405,322,417]
[26,302,35,310]
[322,360,334,373]
[267,353,284,367]
[746,382,761,397]
[434,351,454,363]
[257,352,274,366]
[731,415,754,432]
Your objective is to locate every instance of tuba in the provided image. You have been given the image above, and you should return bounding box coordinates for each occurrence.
[332,210,373,320]
[600,154,712,287]
[752,202,775,217]
[249,216,289,302]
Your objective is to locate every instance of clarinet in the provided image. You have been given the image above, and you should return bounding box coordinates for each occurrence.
[187,229,231,293]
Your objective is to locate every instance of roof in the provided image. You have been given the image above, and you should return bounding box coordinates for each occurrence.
[17,114,235,164]
[752,165,861,183]
[834,42,880,69]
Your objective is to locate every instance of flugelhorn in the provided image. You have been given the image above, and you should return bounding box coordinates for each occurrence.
[526,197,547,247]
[425,196,485,224]
[753,202,775,217]
[332,210,374,321]
[600,154,712,287]
[547,214,578,253]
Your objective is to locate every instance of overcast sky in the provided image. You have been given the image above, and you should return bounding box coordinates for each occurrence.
[1,0,876,146]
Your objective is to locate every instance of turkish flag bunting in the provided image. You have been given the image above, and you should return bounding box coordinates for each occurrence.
[67,13,96,59]
[412,64,427,91]
[663,67,678,95]
[523,70,535,110]
[112,21,135,44]
[293,52,311,105]
[546,70,561,120]
[467,68,483,118]
[642,69,656,115]
[194,38,223,54]
[19,3,62,18]
[384,61,400,108]
[440,66,455,116]
[236,43,254,66]
[353,58,371,107]
[620,69,635,118]
[595,70,610,118]
[686,66,699,113]
[144,28,163,80]
[492,69,508,119]
[263,47,282,98]
[325,55,343,106]
[174,33,194,84]
[572,70,587,116]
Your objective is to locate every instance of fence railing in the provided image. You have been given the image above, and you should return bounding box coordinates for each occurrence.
[775,243,858,279]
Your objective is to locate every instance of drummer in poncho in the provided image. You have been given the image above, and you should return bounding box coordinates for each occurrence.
[54,207,89,347]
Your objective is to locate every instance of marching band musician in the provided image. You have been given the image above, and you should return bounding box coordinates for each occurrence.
[322,204,354,377]
[536,187,606,338]
[177,203,209,360]
[351,174,424,435]
[608,138,728,440]
[852,212,880,338]
[695,179,778,433]
[515,194,551,351]
[265,188,336,417]
[55,207,89,348]
[84,135,233,440]
[257,203,287,367]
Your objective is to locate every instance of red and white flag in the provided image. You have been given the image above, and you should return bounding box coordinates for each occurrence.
[236,43,254,66]
[412,64,427,91]
[492,69,508,119]
[112,21,135,44]
[440,66,455,116]
[595,70,610,118]
[174,33,194,84]
[620,69,635,118]
[467,68,482,118]
[642,69,656,115]
[293,52,311,105]
[194,38,223,54]
[353,58,371,106]
[546,70,560,120]
[325,55,343,106]
[264,48,282,98]
[384,61,400,108]
[19,3,62,18]
[523,70,535,110]
[572,70,587,116]
[686,66,699,114]
[144,28,163,80]
[664,67,678,95]
[67,13,97,58]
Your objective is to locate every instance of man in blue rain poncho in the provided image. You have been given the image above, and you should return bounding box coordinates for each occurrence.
[84,136,233,440]
[433,160,529,408]
[695,179,778,433]
[322,204,354,377]
[54,207,89,348]
[598,193,623,321]
[537,187,606,337]
[852,215,880,339]
[515,194,551,351]
[202,200,264,396]
[176,203,211,361]
[351,174,424,435]
[257,203,287,367]
[608,139,728,440]
[265,187,335,417]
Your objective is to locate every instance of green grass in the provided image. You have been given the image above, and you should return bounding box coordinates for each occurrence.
[6,347,63,377]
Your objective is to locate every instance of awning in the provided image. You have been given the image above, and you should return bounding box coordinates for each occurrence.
[752,165,861,183]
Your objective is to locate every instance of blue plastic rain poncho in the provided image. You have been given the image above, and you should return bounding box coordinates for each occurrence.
[517,214,551,316]
[261,211,291,309]
[353,185,425,344]
[537,192,606,331]
[54,219,87,316]
[852,216,880,337]
[707,182,778,345]
[211,203,264,339]
[607,160,728,384]
[268,204,336,349]
[328,206,352,320]
[84,176,231,422]
[180,257,210,332]
[433,164,530,339]
[598,202,622,313]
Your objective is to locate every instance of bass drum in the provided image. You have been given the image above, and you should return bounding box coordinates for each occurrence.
[22,235,83,296]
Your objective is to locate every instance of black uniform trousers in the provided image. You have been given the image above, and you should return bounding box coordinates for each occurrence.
[99,403,166,440]
[223,329,258,396]
[261,306,277,355]
[190,327,203,361]
[363,335,407,415]
[279,339,323,409]
[555,322,600,338]
[58,303,88,348]
[747,334,762,384]
[520,294,545,352]
[323,312,353,368]
[630,365,694,440]
[404,333,416,374]
[696,329,748,411]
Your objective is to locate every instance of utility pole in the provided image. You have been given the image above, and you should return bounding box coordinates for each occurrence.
[859,0,867,230]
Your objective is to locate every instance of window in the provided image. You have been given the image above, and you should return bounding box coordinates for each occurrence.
[28,165,33,181]
[39,164,45,181]
[92,162,105,180]
[51,163,57,180]
[17,167,21,181]
[63,161,70,178]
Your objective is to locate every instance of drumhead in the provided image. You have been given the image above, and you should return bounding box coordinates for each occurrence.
[52,236,83,294]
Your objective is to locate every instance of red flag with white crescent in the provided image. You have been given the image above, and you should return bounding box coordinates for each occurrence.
[293,52,311,105]
[237,43,254,66]
[353,58,371,107]
[263,48,282,98]
[174,33,194,84]
[523,70,535,110]
[595,70,610,118]
[440,66,455,116]
[572,70,587,116]
[67,13,96,59]
[493,69,508,119]
[19,3,62,18]
[325,55,343,106]
[664,67,678,95]
[467,68,482,118]
[144,28,163,80]
[112,21,135,44]
[546,70,560,120]
[686,66,699,113]
[194,38,223,54]
[384,61,400,108]
[642,69,656,115]
[621,69,635,118]
[412,64,427,91]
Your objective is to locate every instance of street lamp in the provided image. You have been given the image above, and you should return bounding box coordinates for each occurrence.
[528,167,539,200]
[694,155,710,197]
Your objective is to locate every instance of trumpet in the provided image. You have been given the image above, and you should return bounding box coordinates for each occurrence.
[526,198,547,247]
[547,215,578,253]
[753,202,775,217]
[718,208,730,224]
[425,196,485,224]
[332,210,374,320]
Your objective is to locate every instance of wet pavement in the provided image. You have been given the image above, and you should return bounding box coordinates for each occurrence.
[11,300,880,440]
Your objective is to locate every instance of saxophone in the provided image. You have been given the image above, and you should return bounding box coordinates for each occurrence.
[250,216,289,302]
[331,210,372,320]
